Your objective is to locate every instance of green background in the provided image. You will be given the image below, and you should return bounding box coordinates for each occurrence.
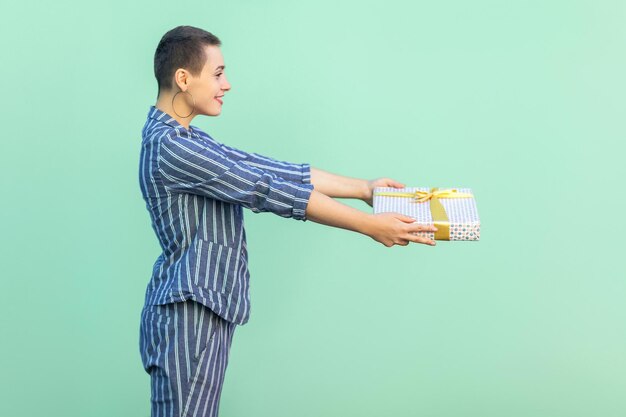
[1,1,625,416]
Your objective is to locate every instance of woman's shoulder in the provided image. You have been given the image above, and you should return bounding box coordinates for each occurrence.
[190,126,222,146]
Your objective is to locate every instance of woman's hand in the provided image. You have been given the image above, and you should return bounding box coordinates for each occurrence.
[363,177,405,207]
[365,212,437,247]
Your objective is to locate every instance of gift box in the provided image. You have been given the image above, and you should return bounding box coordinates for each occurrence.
[372,187,480,241]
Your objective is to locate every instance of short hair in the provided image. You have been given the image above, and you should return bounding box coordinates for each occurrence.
[154,25,222,95]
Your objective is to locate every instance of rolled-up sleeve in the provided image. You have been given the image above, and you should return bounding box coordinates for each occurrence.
[158,134,314,221]
[197,132,311,184]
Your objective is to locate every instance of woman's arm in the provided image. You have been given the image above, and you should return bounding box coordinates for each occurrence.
[310,167,405,206]
[304,189,437,247]
[194,130,311,184]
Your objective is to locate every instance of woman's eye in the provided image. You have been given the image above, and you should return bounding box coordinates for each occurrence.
[215,73,223,77]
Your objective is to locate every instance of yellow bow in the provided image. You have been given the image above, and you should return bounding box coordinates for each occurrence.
[373,187,474,240]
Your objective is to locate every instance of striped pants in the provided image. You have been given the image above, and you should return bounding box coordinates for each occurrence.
[139,299,237,417]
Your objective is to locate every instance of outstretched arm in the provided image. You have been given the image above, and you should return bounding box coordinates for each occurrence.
[158,134,313,220]
[310,167,405,206]
[158,134,435,246]
[304,189,437,247]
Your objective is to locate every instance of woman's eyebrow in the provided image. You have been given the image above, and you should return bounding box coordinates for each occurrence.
[215,65,225,71]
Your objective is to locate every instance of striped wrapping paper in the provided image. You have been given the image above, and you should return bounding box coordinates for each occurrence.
[372,187,480,241]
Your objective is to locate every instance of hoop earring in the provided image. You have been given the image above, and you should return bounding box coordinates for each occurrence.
[172,90,195,118]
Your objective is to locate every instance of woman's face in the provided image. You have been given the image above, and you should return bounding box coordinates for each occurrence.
[187,45,231,117]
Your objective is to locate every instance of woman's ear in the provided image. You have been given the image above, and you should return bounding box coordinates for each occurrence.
[173,68,190,90]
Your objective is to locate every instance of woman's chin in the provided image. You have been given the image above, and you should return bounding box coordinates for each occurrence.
[201,108,221,117]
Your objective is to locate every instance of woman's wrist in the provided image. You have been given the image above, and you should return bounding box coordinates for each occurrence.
[358,179,371,201]
[357,212,376,236]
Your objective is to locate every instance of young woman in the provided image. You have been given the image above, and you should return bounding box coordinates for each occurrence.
[138,25,437,417]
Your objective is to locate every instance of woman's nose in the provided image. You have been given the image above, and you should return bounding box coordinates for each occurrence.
[222,75,231,91]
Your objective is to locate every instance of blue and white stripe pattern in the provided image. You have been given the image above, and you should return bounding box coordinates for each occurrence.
[139,105,314,325]
[139,299,236,417]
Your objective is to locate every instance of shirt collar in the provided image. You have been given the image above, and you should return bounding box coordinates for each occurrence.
[147,105,195,133]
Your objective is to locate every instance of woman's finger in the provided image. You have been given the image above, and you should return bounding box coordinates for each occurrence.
[393,213,419,223]
[388,179,405,188]
[406,234,436,246]
[405,222,438,232]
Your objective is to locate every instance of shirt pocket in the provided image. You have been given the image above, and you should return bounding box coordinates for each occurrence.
[193,237,238,295]
[139,302,220,379]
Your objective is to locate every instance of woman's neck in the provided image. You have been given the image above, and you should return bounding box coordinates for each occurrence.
[155,96,195,130]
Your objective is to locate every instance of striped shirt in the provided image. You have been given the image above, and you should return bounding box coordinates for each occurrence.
[139,105,314,325]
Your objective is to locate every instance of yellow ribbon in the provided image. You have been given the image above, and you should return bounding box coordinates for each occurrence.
[373,187,474,240]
